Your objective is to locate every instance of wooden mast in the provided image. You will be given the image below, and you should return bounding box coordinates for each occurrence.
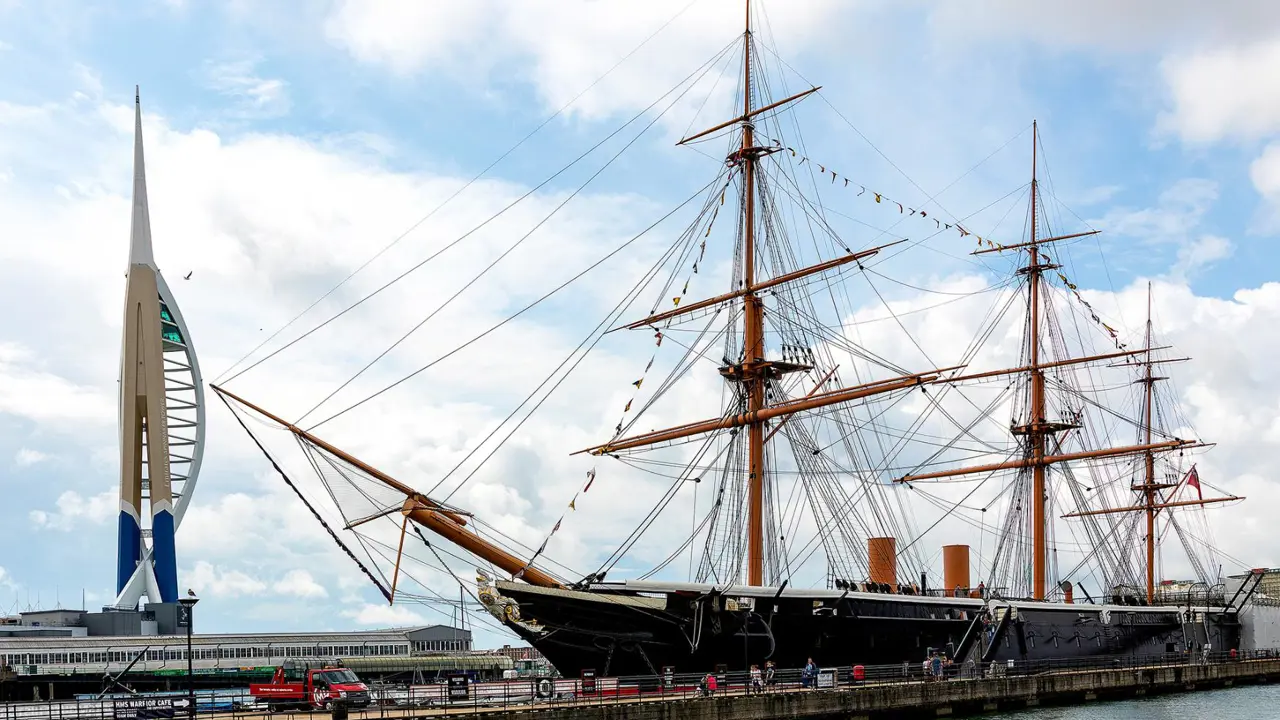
[1027,121,1048,600]
[895,123,1200,602]
[1141,283,1159,602]
[583,348,1164,457]
[740,0,767,587]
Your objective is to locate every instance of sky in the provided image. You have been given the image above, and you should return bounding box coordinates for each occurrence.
[2,0,1280,650]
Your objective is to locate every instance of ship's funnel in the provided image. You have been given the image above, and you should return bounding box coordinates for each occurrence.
[1061,580,1074,604]
[868,537,897,590]
[943,544,970,596]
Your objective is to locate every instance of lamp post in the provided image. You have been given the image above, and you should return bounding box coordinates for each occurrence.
[177,594,199,719]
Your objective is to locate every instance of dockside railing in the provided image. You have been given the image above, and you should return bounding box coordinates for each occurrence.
[2,648,1278,719]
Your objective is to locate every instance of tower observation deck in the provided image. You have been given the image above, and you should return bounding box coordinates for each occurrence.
[114,89,206,608]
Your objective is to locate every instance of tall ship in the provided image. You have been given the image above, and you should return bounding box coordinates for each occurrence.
[213,1,1257,676]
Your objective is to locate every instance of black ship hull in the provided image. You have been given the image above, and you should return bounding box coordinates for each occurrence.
[486,580,1240,677]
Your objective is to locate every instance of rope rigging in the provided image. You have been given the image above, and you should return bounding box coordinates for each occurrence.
[208,4,1246,616]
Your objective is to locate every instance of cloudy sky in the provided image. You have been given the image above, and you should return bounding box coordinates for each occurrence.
[2,0,1279,649]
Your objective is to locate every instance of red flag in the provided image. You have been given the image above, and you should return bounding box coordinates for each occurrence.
[1186,465,1201,499]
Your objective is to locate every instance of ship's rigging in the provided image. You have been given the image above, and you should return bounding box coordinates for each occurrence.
[211,0,1244,637]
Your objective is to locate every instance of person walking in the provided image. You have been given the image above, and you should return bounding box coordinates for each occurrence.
[802,658,818,688]
[930,651,943,681]
[750,664,762,694]
[764,660,776,691]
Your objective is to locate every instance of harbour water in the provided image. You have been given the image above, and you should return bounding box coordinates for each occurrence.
[975,684,1280,718]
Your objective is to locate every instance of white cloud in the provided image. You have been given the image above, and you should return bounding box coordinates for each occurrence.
[273,569,328,599]
[186,560,267,597]
[1172,235,1233,279]
[1068,185,1123,207]
[1091,179,1231,271]
[1093,178,1217,241]
[1157,39,1280,144]
[323,0,849,119]
[0,343,114,427]
[1250,143,1280,233]
[202,58,290,118]
[29,489,116,531]
[930,1,1280,53]
[341,602,424,627]
[13,448,49,467]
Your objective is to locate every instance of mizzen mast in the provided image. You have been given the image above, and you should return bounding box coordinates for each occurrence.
[1136,283,1170,603]
[1063,284,1243,602]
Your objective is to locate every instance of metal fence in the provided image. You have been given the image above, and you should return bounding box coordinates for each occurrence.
[3,649,1277,719]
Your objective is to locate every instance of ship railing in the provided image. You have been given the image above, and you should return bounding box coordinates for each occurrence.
[2,649,1279,718]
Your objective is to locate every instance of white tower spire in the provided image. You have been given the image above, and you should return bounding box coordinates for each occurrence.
[115,88,206,609]
[129,86,156,269]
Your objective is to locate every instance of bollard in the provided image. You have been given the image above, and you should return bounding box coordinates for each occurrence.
[331,700,349,720]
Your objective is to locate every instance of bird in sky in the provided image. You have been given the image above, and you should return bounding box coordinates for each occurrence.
[183,271,193,280]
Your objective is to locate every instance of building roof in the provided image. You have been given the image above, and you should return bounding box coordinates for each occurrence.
[0,626,431,649]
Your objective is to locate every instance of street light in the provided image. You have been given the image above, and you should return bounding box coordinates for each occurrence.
[177,593,199,719]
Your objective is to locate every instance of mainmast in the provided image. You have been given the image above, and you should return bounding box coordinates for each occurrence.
[1024,121,1049,600]
[740,0,768,587]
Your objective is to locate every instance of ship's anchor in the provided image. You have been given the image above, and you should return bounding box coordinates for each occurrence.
[592,634,659,676]
[596,637,617,676]
[737,611,777,660]
[682,595,708,652]
[634,642,660,676]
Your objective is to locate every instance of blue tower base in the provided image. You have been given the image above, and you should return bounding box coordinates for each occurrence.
[116,510,142,596]
[151,509,179,603]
